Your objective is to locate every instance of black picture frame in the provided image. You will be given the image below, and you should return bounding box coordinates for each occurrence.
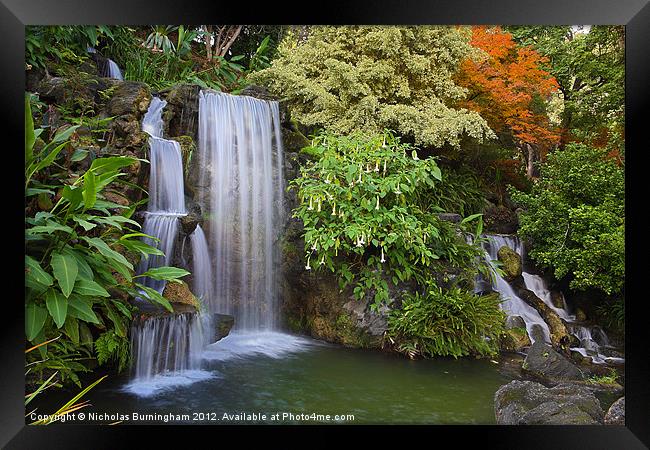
[2,1,648,447]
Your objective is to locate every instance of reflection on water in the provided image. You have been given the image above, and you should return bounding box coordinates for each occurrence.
[36,333,510,425]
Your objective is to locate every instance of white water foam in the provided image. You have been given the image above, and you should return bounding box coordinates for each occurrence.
[201,332,319,362]
[122,369,216,397]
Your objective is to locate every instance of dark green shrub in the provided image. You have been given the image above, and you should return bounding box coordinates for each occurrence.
[388,286,505,358]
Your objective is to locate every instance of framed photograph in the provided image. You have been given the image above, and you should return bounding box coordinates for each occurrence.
[3,0,647,447]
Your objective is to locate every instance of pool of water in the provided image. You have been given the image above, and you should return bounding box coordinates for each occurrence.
[33,332,511,425]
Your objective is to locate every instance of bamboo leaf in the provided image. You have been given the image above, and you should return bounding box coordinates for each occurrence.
[25,304,48,341]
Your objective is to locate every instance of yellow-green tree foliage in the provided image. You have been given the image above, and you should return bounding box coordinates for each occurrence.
[249,26,494,148]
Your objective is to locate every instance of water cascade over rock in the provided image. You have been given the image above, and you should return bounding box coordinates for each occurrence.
[481,234,623,365]
[127,97,211,389]
[477,234,551,344]
[196,91,285,331]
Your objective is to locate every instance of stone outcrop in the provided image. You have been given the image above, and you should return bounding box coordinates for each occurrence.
[604,397,625,425]
[494,380,604,425]
[522,341,584,383]
[510,276,572,351]
[162,280,202,311]
[497,245,522,281]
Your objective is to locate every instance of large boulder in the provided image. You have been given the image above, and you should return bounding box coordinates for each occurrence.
[484,202,518,234]
[494,380,604,425]
[497,246,522,281]
[161,84,201,139]
[105,81,151,117]
[522,341,585,383]
[604,397,625,425]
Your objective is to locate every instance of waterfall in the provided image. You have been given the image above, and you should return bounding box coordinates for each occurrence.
[482,234,624,365]
[136,97,186,294]
[191,224,214,310]
[197,91,285,331]
[478,234,551,344]
[105,59,123,80]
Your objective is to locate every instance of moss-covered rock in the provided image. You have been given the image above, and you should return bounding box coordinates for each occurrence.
[500,327,531,352]
[162,281,201,311]
[497,245,522,281]
[494,380,604,425]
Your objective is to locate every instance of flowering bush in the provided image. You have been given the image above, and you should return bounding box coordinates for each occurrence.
[290,131,487,309]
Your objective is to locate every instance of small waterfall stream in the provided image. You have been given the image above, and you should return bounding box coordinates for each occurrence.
[127,97,212,392]
[481,234,623,365]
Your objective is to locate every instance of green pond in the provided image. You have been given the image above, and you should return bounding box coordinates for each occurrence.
[33,332,514,425]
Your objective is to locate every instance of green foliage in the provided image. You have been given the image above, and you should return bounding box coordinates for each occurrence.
[507,26,625,149]
[26,25,116,69]
[587,368,619,385]
[388,285,506,358]
[95,330,130,371]
[510,143,624,295]
[25,95,187,386]
[290,130,488,309]
[250,26,493,148]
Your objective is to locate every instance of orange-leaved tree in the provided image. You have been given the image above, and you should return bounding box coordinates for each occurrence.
[456,26,560,180]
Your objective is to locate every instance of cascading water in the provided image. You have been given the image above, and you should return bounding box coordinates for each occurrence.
[478,234,551,344]
[104,59,123,80]
[136,97,186,294]
[197,91,285,331]
[484,234,624,365]
[190,224,214,310]
[126,97,213,393]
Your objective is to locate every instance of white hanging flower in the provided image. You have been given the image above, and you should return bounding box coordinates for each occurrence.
[380,247,386,263]
[382,136,387,148]
[331,203,337,216]
[311,241,317,251]
[375,195,380,210]
[308,197,314,211]
[325,175,331,184]
[317,198,322,212]
[305,256,311,271]
[383,159,387,174]
[374,161,379,172]
[319,255,325,265]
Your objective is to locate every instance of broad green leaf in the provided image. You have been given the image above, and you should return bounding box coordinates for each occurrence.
[82,237,133,270]
[49,124,80,146]
[25,304,48,341]
[27,220,74,235]
[136,284,173,312]
[106,306,126,337]
[70,149,89,162]
[67,295,100,324]
[82,170,97,209]
[50,251,78,298]
[45,289,68,328]
[26,188,55,197]
[61,247,94,280]
[74,278,110,297]
[34,141,68,172]
[64,316,79,345]
[72,216,97,231]
[119,239,164,258]
[25,255,54,288]
[89,156,137,175]
[62,185,84,210]
[112,300,132,319]
[136,266,190,281]
[25,94,35,164]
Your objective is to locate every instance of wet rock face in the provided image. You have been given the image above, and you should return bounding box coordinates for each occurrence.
[494,380,604,425]
[497,245,522,281]
[500,327,531,352]
[522,341,585,382]
[604,397,625,425]
[162,280,201,311]
[161,84,201,140]
[484,202,519,234]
